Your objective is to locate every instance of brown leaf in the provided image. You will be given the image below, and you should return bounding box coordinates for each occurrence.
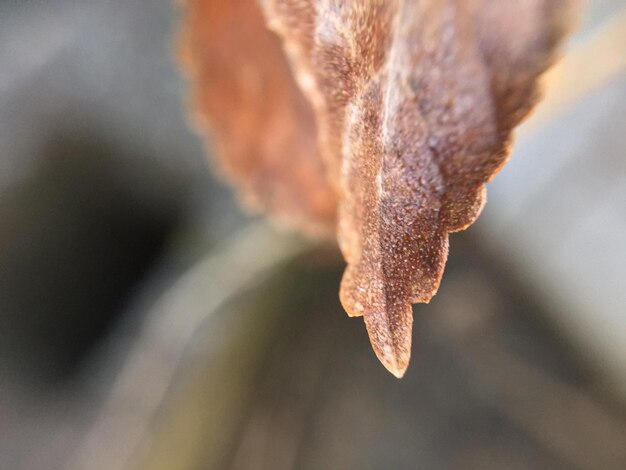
[259,0,578,377]
[178,0,337,233]
[181,0,579,376]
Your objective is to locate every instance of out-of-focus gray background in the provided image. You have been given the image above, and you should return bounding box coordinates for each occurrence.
[0,0,625,469]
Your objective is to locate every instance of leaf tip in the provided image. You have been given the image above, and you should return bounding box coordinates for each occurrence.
[369,332,410,378]
[364,303,413,379]
[384,356,409,379]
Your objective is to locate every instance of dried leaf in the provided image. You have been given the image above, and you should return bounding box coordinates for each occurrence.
[259,0,577,377]
[180,0,579,376]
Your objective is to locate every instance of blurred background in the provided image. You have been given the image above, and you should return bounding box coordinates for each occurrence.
[0,0,625,469]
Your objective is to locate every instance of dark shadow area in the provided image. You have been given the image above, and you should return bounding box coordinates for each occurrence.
[0,128,186,384]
